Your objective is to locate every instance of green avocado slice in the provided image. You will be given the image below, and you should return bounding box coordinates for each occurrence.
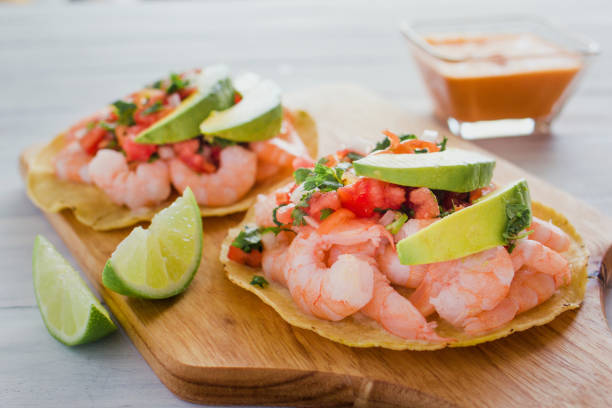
[135,65,235,145]
[397,179,531,265]
[199,78,282,142]
[353,148,496,192]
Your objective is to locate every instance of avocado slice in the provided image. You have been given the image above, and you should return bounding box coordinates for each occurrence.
[135,65,235,145]
[397,179,531,265]
[199,78,282,142]
[353,148,495,192]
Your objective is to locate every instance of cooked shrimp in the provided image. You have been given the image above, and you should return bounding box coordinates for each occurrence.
[169,145,256,206]
[254,193,278,227]
[462,267,556,334]
[88,149,171,209]
[54,141,93,183]
[393,218,437,242]
[408,187,440,219]
[261,230,293,287]
[527,217,570,253]
[510,239,570,287]
[377,245,428,288]
[285,230,375,321]
[410,246,514,328]
[361,268,448,341]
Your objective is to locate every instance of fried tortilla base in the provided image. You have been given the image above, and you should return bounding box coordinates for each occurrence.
[25,110,318,231]
[220,201,588,350]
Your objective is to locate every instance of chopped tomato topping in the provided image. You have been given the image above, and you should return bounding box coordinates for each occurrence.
[275,204,295,225]
[79,126,107,155]
[470,183,497,202]
[318,208,356,235]
[337,178,406,218]
[307,191,342,221]
[173,139,215,173]
[116,125,157,162]
[275,183,297,205]
[233,92,243,104]
[227,246,262,268]
[408,187,440,219]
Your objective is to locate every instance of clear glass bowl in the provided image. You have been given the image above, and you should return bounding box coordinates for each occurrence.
[401,15,599,139]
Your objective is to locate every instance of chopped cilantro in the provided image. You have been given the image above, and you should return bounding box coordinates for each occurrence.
[303,162,350,193]
[85,122,96,131]
[151,80,163,90]
[291,206,307,226]
[385,212,408,235]
[105,139,119,150]
[414,148,428,154]
[346,151,364,162]
[143,101,163,115]
[438,136,448,152]
[501,202,532,252]
[208,136,236,148]
[99,121,116,132]
[373,207,387,214]
[112,100,137,126]
[293,168,312,184]
[371,133,416,152]
[319,208,334,220]
[250,275,269,289]
[147,152,159,163]
[231,225,263,253]
[166,73,189,94]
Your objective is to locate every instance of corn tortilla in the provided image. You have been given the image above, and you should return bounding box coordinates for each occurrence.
[220,201,588,350]
[25,110,317,231]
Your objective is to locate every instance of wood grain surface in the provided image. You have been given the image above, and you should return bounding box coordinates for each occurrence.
[20,85,612,407]
[3,1,612,407]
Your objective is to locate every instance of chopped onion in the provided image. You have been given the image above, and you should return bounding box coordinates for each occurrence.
[420,129,441,143]
[167,93,181,107]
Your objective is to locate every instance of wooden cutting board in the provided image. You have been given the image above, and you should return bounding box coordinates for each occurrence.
[22,85,612,407]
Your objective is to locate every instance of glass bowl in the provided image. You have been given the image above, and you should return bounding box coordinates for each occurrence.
[401,15,599,139]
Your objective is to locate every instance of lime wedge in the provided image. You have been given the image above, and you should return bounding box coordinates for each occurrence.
[199,77,282,142]
[32,235,116,346]
[102,188,203,299]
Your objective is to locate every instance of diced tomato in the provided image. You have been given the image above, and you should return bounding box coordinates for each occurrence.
[133,106,172,127]
[470,183,497,202]
[233,92,243,104]
[227,246,262,268]
[275,183,297,205]
[408,187,440,219]
[337,178,406,218]
[275,204,295,225]
[172,139,215,173]
[116,126,157,162]
[318,208,356,235]
[79,126,107,155]
[307,191,342,220]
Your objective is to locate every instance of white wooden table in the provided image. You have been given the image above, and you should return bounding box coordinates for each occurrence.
[1,1,610,407]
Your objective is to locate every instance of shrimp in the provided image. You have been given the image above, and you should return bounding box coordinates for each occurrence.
[261,230,293,287]
[88,149,171,209]
[408,187,440,219]
[509,239,570,287]
[462,267,556,334]
[410,246,514,328]
[285,230,375,321]
[376,219,436,288]
[168,145,256,206]
[54,141,93,183]
[254,193,278,227]
[361,268,448,341]
[527,217,570,253]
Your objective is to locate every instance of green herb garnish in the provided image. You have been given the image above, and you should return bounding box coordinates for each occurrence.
[85,122,96,131]
[346,151,364,162]
[371,133,416,152]
[385,212,408,235]
[414,148,428,154]
[143,101,163,115]
[438,136,448,152]
[272,204,287,227]
[502,202,532,252]
[250,275,269,289]
[151,80,163,90]
[166,73,189,94]
[112,100,137,126]
[208,136,236,148]
[231,225,264,253]
[319,208,334,220]
[147,152,160,163]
